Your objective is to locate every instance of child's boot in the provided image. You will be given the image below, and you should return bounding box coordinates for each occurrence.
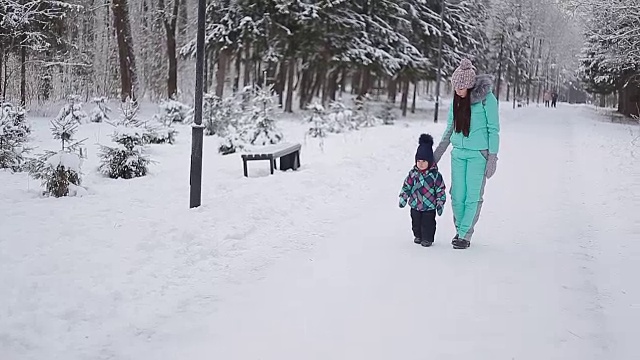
[420,239,433,247]
[414,237,422,244]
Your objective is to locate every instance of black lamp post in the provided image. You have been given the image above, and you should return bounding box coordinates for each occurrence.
[189,0,206,208]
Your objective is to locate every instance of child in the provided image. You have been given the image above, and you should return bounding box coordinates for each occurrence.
[399,134,447,247]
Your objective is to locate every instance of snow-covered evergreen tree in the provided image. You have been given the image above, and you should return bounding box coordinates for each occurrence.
[88,97,111,123]
[0,103,30,171]
[353,95,380,128]
[379,100,396,125]
[306,103,329,139]
[156,99,193,124]
[98,99,151,179]
[240,85,283,146]
[203,93,237,137]
[577,0,640,117]
[326,101,356,133]
[143,125,178,145]
[27,105,87,197]
[99,127,150,179]
[55,95,88,125]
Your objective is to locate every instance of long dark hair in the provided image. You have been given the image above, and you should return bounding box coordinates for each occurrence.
[453,88,473,137]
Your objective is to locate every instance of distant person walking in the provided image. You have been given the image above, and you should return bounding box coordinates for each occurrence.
[543,90,551,107]
[551,91,558,108]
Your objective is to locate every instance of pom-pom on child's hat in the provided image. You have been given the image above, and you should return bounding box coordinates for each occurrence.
[451,59,477,90]
[415,134,434,164]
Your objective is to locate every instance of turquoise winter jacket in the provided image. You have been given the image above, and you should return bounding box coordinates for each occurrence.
[440,75,500,155]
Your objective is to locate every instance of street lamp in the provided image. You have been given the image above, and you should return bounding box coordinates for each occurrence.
[189,0,206,208]
[433,0,445,123]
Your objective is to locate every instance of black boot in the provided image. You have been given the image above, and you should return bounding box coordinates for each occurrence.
[414,237,422,244]
[420,239,433,247]
[452,237,470,249]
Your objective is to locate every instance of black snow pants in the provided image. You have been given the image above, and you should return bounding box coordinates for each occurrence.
[410,209,437,242]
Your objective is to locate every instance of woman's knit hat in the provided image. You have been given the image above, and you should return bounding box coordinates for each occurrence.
[451,59,477,90]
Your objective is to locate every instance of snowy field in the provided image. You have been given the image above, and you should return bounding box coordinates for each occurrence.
[1,102,639,359]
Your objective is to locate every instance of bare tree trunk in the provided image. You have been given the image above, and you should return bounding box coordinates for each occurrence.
[159,0,180,99]
[0,46,3,99]
[233,51,241,93]
[388,78,397,103]
[112,0,139,101]
[3,50,7,100]
[276,61,286,107]
[299,67,311,110]
[339,68,346,96]
[203,48,209,94]
[495,34,504,101]
[20,45,26,106]
[243,42,251,87]
[513,66,519,109]
[620,84,640,117]
[284,57,295,112]
[215,49,229,97]
[506,64,511,102]
[352,69,361,95]
[401,79,410,117]
[359,68,371,97]
[178,0,188,41]
[327,68,338,102]
[411,81,417,114]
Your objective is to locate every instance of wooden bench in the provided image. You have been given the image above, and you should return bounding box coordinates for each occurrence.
[241,143,301,177]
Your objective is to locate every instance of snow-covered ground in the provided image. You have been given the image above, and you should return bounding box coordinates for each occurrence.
[1,102,639,359]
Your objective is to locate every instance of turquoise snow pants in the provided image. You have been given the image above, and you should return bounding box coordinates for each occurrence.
[450,148,488,241]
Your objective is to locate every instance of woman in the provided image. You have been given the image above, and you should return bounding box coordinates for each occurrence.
[433,59,500,249]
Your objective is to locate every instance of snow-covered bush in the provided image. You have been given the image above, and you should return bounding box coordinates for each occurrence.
[27,109,87,197]
[326,101,357,133]
[240,85,283,146]
[56,95,88,125]
[203,94,237,136]
[218,126,243,155]
[207,86,283,154]
[156,99,193,124]
[0,102,30,171]
[306,102,330,139]
[99,126,150,179]
[378,100,396,125]
[99,100,151,179]
[353,95,380,128]
[88,97,111,123]
[28,151,83,197]
[143,125,178,144]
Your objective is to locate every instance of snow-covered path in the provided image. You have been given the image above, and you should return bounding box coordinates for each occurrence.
[2,104,639,359]
[168,105,639,360]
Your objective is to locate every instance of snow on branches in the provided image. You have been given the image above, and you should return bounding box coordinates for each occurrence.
[0,102,31,171]
[27,100,87,197]
[98,98,151,179]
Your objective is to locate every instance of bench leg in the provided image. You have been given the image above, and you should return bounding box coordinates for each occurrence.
[294,151,300,170]
[243,159,248,177]
[270,157,275,175]
[280,153,292,171]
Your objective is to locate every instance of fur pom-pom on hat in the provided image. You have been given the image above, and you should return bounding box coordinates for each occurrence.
[419,133,434,146]
[458,59,474,70]
[415,133,435,164]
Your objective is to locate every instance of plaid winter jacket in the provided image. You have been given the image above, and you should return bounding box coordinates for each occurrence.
[399,165,447,215]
